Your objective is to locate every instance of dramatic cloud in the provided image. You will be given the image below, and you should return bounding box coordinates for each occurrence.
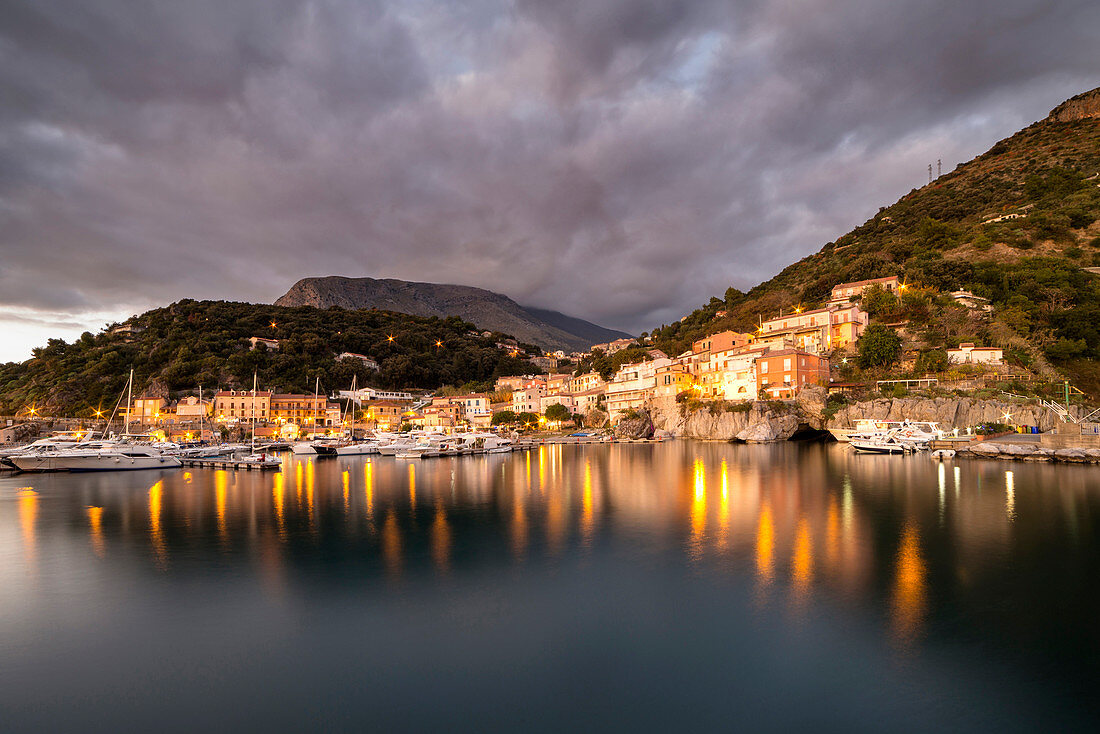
[1,0,1098,360]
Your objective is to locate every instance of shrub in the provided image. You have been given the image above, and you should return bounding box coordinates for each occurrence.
[857,323,902,368]
[915,349,949,373]
[1064,246,1083,259]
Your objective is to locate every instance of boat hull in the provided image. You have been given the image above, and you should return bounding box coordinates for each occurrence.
[850,442,908,455]
[11,453,182,472]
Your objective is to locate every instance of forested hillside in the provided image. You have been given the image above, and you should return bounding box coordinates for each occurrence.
[649,87,1100,391]
[0,300,535,415]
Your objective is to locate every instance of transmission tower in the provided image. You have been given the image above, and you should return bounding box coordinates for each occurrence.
[928,164,933,184]
[937,159,942,177]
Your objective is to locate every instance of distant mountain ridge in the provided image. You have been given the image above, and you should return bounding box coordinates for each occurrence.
[275,276,631,352]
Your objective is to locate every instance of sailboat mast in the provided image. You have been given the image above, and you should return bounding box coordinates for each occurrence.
[124,367,133,435]
[252,372,258,451]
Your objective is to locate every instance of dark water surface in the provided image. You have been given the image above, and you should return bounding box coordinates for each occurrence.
[2,442,1098,732]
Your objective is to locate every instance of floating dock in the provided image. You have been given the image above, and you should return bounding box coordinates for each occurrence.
[179,457,281,470]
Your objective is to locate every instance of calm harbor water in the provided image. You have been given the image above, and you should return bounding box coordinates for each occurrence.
[2,442,1098,732]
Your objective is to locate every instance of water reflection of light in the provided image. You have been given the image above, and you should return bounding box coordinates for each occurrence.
[408,463,416,510]
[88,505,105,557]
[183,471,193,484]
[342,470,350,513]
[581,460,594,542]
[17,488,37,568]
[892,523,926,644]
[432,503,451,573]
[718,459,730,547]
[364,461,374,521]
[538,445,546,491]
[149,479,167,566]
[273,472,286,534]
[842,476,853,531]
[792,518,813,599]
[954,465,960,496]
[825,496,840,569]
[1005,471,1015,521]
[937,463,946,525]
[306,459,316,523]
[382,511,402,577]
[215,470,228,539]
[511,494,527,560]
[690,459,706,553]
[295,461,304,505]
[756,500,774,584]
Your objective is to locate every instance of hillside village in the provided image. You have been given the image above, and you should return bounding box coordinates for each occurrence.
[64,271,1025,443]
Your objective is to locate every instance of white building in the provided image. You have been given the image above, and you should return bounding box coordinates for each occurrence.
[512,384,547,414]
[338,387,414,405]
[337,352,380,371]
[605,357,672,420]
[947,343,1003,366]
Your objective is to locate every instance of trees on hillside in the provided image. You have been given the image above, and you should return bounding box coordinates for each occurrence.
[857,323,902,368]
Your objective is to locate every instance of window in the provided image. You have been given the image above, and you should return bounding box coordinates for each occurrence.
[761,362,769,374]
[783,358,791,371]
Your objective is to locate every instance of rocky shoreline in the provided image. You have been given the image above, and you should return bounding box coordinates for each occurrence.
[952,442,1100,464]
[608,390,1097,465]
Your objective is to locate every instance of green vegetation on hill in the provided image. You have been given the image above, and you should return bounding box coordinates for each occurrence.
[0,300,536,416]
[649,89,1100,393]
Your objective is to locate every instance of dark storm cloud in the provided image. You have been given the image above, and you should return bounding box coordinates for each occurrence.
[1,0,1098,358]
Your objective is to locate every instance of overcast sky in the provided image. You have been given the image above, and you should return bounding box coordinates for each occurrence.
[1,0,1098,362]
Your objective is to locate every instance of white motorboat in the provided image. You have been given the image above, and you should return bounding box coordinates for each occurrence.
[292,439,339,457]
[850,429,916,455]
[395,435,458,459]
[377,434,420,456]
[335,440,379,456]
[10,442,182,472]
[833,419,944,444]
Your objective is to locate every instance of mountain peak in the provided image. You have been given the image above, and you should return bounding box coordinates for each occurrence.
[274,276,630,353]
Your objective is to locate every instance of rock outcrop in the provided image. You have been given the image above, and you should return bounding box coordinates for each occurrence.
[1048,87,1100,123]
[955,442,1100,464]
[640,388,1078,443]
[613,411,655,439]
[827,397,1073,433]
[648,396,808,442]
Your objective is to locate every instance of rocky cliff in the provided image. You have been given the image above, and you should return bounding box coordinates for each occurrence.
[648,396,809,442]
[826,396,1077,433]
[275,276,630,353]
[645,387,1078,442]
[1048,87,1100,123]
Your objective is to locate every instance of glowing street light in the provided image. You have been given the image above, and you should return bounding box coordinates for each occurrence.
[386,335,395,343]
[435,340,443,348]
